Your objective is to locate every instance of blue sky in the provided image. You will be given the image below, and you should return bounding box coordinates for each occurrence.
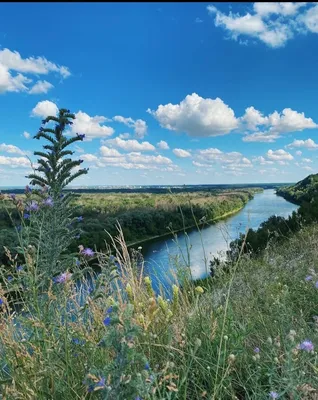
[1,2,318,186]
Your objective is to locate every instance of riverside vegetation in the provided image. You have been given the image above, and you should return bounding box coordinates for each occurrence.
[0,108,317,399]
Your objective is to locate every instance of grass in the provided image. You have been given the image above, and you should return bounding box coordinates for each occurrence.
[0,219,317,399]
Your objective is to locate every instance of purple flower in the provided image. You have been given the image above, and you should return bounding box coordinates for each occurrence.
[0,298,3,305]
[269,392,279,399]
[254,347,260,353]
[145,362,150,370]
[135,397,142,400]
[7,276,13,282]
[299,339,314,352]
[103,316,111,326]
[95,377,106,388]
[16,265,23,272]
[43,197,54,207]
[10,193,16,200]
[82,248,94,257]
[106,306,113,314]
[77,216,83,222]
[87,384,94,393]
[75,259,81,266]
[315,281,318,289]
[24,213,30,219]
[26,201,39,212]
[53,272,72,284]
[25,185,32,194]
[305,275,313,281]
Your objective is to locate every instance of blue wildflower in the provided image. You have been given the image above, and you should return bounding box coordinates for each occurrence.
[77,216,83,222]
[103,316,111,326]
[315,281,318,289]
[24,213,30,219]
[95,377,106,388]
[106,306,113,314]
[75,259,81,266]
[7,276,13,282]
[17,265,23,272]
[254,347,260,353]
[299,339,314,352]
[305,275,313,281]
[269,392,279,399]
[0,299,3,305]
[145,362,150,370]
[43,197,54,207]
[10,193,16,200]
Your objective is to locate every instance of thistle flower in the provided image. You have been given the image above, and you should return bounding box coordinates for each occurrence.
[43,197,54,207]
[305,275,313,281]
[16,265,23,272]
[26,201,39,212]
[103,316,111,326]
[53,272,72,284]
[81,248,94,257]
[106,306,113,314]
[254,347,260,353]
[7,276,13,282]
[299,339,314,352]
[269,392,279,399]
[95,377,106,388]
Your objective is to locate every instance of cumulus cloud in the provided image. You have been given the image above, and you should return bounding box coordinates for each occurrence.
[100,146,122,157]
[207,2,313,48]
[0,143,25,155]
[31,100,58,118]
[303,165,314,171]
[252,156,274,165]
[302,158,313,163]
[103,137,155,152]
[266,149,294,161]
[81,154,99,162]
[29,80,54,94]
[173,148,191,158]
[0,155,30,168]
[286,138,318,149]
[23,131,31,139]
[157,140,169,150]
[148,93,238,137]
[72,111,114,140]
[118,133,131,139]
[296,150,302,156]
[0,48,70,94]
[149,94,317,142]
[113,115,148,138]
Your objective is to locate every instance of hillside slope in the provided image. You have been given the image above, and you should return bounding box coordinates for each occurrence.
[276,173,318,204]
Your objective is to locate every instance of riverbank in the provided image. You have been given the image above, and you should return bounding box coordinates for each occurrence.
[126,204,247,248]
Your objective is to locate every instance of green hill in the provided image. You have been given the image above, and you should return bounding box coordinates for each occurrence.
[276,173,318,204]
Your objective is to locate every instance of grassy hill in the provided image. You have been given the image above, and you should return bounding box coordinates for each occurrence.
[277,173,318,204]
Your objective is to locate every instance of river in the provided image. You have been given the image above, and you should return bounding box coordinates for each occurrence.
[139,189,298,293]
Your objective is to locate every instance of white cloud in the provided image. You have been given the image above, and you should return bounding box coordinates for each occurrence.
[72,111,114,140]
[157,140,169,150]
[103,137,155,152]
[31,100,58,118]
[286,138,318,149]
[81,154,98,162]
[302,158,313,163]
[266,149,294,161]
[0,63,30,93]
[148,93,238,137]
[100,146,122,157]
[197,148,243,164]
[0,155,30,168]
[0,48,70,78]
[118,133,131,139]
[23,131,31,139]
[195,17,203,23]
[0,143,25,155]
[268,108,317,133]
[252,156,274,165]
[207,3,314,48]
[243,132,278,142]
[296,150,302,156]
[173,148,191,158]
[303,165,314,171]
[74,145,84,153]
[240,106,268,130]
[127,152,172,165]
[29,80,54,94]
[113,115,148,138]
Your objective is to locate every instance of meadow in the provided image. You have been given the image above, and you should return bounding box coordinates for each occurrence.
[0,108,317,399]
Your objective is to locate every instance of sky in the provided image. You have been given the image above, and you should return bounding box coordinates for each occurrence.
[1,2,318,186]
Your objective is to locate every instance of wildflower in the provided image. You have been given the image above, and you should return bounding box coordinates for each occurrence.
[0,299,3,305]
[53,272,72,284]
[81,248,94,257]
[195,286,204,294]
[7,276,13,282]
[43,197,54,207]
[77,216,83,222]
[25,185,32,193]
[103,316,111,326]
[299,340,314,352]
[16,265,23,272]
[75,259,81,266]
[72,338,85,345]
[95,377,106,389]
[145,362,150,370]
[26,201,39,212]
[315,281,318,289]
[305,275,313,281]
[24,213,30,219]
[9,193,16,200]
[106,306,113,314]
[254,347,260,353]
[269,392,279,399]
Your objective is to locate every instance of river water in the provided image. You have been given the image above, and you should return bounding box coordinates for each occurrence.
[139,189,298,293]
